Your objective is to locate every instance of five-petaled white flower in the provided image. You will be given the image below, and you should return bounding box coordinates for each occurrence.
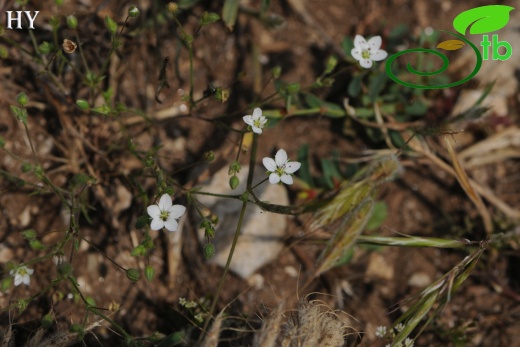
[243,108,267,134]
[262,149,301,185]
[351,35,388,69]
[147,194,186,232]
[10,265,34,286]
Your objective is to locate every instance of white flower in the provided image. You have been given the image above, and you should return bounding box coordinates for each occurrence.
[147,194,186,232]
[10,265,34,286]
[394,323,405,332]
[243,108,267,134]
[375,326,387,338]
[351,35,388,69]
[262,149,301,185]
[404,337,414,347]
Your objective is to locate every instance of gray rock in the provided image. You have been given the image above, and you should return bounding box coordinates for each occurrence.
[196,165,288,279]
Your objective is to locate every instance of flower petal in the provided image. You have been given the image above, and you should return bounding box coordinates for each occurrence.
[169,205,186,219]
[147,205,161,219]
[150,218,164,230]
[269,173,280,184]
[284,161,301,174]
[252,107,262,119]
[354,35,367,49]
[164,218,179,232]
[14,275,22,286]
[351,48,363,61]
[158,194,172,211]
[275,149,288,167]
[22,275,30,285]
[27,268,34,275]
[281,174,293,185]
[252,126,263,134]
[371,49,388,61]
[367,36,382,51]
[360,59,373,69]
[263,157,277,172]
[243,115,253,126]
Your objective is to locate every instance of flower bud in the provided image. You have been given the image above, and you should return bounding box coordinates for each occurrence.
[204,151,215,162]
[145,155,155,168]
[228,161,241,175]
[16,92,28,106]
[128,6,140,18]
[205,224,215,239]
[126,268,141,282]
[66,15,78,29]
[105,16,117,34]
[203,243,215,259]
[213,88,230,102]
[167,2,178,14]
[38,41,51,54]
[200,12,220,26]
[42,311,54,329]
[144,265,155,282]
[229,175,239,190]
[324,56,338,74]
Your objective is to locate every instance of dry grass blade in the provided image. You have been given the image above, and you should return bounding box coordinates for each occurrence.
[405,133,520,219]
[253,301,286,347]
[444,136,493,234]
[356,235,471,248]
[200,310,225,347]
[389,240,489,346]
[1,324,13,347]
[312,155,400,230]
[316,198,374,276]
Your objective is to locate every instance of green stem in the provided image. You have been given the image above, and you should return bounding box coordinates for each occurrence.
[247,134,259,188]
[191,191,242,199]
[199,198,248,341]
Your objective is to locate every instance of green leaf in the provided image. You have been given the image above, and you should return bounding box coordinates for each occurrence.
[341,36,354,57]
[135,215,149,229]
[320,156,342,189]
[304,93,322,108]
[222,0,239,31]
[453,5,514,35]
[156,332,185,347]
[178,0,200,9]
[366,201,388,230]
[348,74,364,97]
[368,72,387,101]
[22,229,37,240]
[10,105,27,123]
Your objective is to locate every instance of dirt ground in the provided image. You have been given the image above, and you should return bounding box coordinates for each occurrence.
[1,0,520,346]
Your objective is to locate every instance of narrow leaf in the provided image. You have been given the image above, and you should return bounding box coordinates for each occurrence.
[444,136,492,234]
[316,198,374,275]
[222,0,239,31]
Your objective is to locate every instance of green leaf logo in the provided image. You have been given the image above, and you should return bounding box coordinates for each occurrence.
[453,5,514,35]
